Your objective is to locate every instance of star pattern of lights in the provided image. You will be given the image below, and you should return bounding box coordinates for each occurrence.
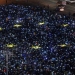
[0,4,75,75]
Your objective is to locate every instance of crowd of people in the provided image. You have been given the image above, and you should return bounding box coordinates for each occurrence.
[0,4,75,75]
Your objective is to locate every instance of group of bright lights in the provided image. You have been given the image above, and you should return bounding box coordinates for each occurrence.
[6,44,16,48]
[0,4,75,75]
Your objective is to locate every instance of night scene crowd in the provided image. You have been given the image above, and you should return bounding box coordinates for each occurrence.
[0,4,75,75]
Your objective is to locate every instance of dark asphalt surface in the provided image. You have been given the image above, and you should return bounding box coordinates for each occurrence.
[7,0,75,14]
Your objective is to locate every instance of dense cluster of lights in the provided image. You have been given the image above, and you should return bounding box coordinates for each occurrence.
[0,4,75,75]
